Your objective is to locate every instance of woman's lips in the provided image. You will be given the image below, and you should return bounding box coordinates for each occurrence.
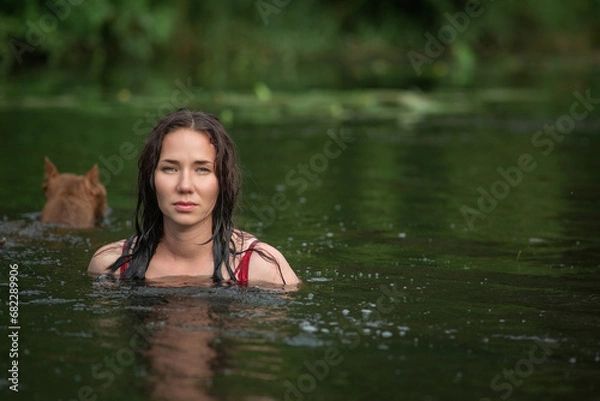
[173,202,197,212]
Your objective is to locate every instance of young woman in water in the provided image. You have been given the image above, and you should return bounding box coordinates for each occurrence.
[88,109,300,287]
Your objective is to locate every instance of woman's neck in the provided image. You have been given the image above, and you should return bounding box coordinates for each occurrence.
[144,221,216,279]
[160,220,214,261]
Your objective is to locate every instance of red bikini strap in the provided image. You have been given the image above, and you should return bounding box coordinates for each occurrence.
[235,240,260,284]
[119,240,131,277]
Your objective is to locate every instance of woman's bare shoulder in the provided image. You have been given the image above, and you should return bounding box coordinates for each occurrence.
[248,240,301,287]
[87,239,126,275]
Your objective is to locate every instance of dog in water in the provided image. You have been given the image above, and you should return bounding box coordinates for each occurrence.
[41,157,107,228]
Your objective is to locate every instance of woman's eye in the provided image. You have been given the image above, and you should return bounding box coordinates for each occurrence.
[197,167,210,173]
[161,166,176,173]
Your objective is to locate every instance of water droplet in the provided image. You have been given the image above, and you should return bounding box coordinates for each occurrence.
[299,321,318,333]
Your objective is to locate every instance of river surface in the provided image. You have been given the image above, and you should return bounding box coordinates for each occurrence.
[0,85,599,401]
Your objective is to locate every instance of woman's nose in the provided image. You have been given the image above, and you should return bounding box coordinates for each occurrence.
[177,171,193,192]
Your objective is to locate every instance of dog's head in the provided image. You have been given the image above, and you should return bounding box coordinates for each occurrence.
[42,157,108,227]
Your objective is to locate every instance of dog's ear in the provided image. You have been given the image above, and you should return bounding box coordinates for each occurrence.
[85,164,108,220]
[85,164,107,198]
[85,164,101,185]
[44,157,59,180]
[43,157,59,192]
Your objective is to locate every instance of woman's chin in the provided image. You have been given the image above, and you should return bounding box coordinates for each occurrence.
[164,213,212,228]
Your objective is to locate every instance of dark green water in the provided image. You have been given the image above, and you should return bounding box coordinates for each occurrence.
[0,88,599,401]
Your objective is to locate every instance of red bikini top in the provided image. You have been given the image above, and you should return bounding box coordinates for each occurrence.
[119,239,259,285]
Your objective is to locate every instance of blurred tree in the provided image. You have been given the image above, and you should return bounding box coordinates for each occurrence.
[0,0,598,91]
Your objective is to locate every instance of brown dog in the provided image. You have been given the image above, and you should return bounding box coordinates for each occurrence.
[41,157,107,228]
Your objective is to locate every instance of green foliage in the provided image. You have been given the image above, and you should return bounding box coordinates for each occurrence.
[1,0,599,90]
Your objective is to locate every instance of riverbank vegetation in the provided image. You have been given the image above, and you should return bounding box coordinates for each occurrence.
[1,1,599,93]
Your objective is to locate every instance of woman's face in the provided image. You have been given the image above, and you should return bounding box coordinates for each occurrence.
[154,128,219,229]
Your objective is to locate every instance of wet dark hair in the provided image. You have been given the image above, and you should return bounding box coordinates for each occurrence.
[109,109,244,281]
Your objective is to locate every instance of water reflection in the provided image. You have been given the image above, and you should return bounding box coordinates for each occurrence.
[124,286,290,401]
[142,295,215,401]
